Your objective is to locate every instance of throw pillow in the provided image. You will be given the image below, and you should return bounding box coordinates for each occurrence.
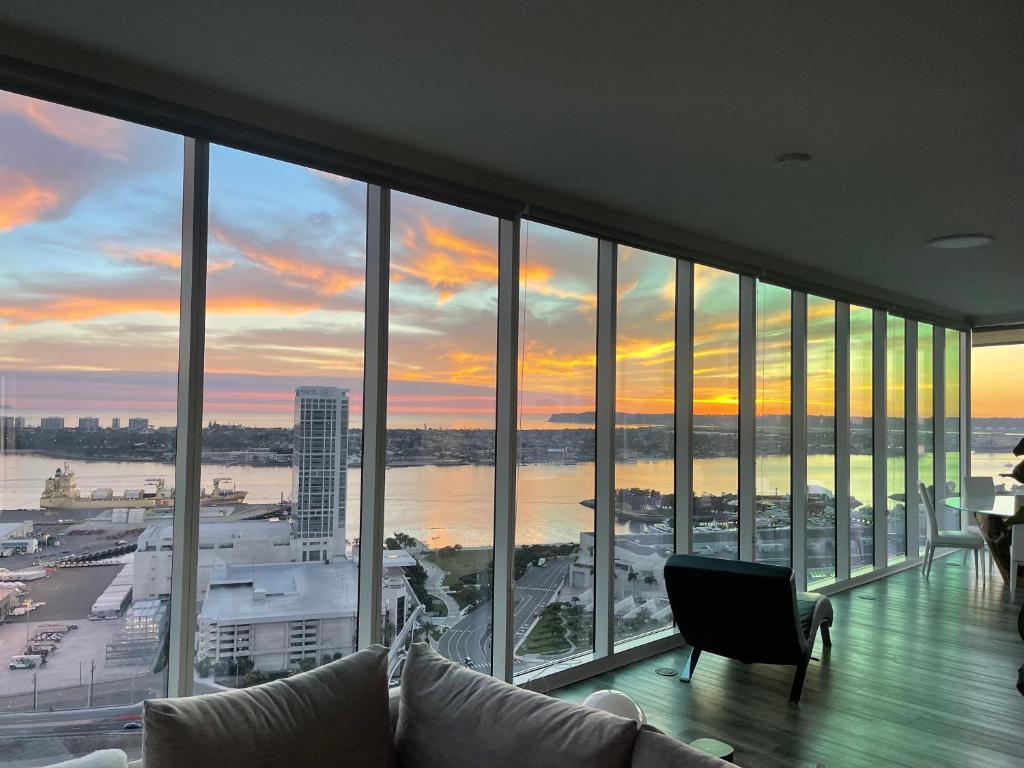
[396,643,637,768]
[144,645,393,768]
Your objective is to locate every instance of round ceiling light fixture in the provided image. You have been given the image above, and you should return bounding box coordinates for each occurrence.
[774,152,812,168]
[927,234,994,249]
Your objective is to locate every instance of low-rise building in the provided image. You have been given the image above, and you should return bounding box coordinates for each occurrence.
[197,560,358,672]
[133,521,293,600]
[0,521,35,555]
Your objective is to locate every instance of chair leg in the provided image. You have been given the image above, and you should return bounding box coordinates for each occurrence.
[790,656,810,704]
[973,548,979,576]
[962,549,968,566]
[923,543,934,577]
[680,646,701,682]
[820,623,832,648]
[1012,561,1018,602]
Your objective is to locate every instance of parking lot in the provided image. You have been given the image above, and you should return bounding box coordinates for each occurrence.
[0,616,133,699]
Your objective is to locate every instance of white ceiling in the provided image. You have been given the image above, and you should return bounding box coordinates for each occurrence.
[2,1,1022,325]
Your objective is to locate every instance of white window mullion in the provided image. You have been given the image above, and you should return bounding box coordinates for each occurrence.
[357,184,390,648]
[738,276,756,561]
[835,302,851,582]
[168,137,209,698]
[594,239,616,658]
[491,217,520,682]
[675,260,694,555]
[791,292,808,590]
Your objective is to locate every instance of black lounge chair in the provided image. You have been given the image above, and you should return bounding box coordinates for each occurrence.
[664,554,834,703]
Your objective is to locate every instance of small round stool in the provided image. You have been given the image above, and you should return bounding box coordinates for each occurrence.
[689,738,735,762]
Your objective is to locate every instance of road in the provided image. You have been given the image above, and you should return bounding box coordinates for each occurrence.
[419,557,460,618]
[436,557,570,672]
[0,704,141,740]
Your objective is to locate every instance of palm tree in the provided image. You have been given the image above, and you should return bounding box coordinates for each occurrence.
[626,569,639,596]
[643,574,657,589]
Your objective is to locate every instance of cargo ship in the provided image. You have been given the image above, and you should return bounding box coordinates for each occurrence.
[40,463,247,509]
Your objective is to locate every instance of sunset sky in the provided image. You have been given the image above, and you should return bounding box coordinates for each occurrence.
[1,90,1013,432]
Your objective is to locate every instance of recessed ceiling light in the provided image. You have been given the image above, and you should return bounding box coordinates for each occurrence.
[927,234,994,249]
[774,153,812,168]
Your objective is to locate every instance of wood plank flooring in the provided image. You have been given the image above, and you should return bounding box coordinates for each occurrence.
[552,557,1024,768]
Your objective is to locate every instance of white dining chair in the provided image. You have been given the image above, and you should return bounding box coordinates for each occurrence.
[962,476,996,574]
[919,482,986,578]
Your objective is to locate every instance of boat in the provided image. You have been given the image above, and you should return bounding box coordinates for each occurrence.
[580,487,675,523]
[40,463,247,509]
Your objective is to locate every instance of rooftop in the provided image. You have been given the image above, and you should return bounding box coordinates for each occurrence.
[138,520,292,549]
[0,521,33,539]
[198,559,358,625]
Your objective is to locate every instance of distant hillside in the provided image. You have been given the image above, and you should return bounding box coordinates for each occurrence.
[548,412,673,426]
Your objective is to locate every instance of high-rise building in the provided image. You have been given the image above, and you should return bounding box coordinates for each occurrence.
[14,417,25,430]
[79,417,100,431]
[40,417,65,430]
[111,417,121,430]
[1,416,17,450]
[291,386,349,563]
[127,417,149,432]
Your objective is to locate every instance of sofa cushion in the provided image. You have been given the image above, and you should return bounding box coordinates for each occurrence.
[44,751,128,768]
[631,728,732,767]
[143,645,394,768]
[396,643,637,768]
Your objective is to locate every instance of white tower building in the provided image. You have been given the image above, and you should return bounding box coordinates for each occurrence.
[292,386,349,562]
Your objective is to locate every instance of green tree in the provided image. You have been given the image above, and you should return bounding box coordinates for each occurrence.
[627,569,639,596]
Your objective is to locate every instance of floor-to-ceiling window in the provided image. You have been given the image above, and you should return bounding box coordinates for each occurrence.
[614,247,675,643]
[917,323,934,554]
[514,222,596,676]
[384,192,498,675]
[692,265,740,558]
[886,315,906,562]
[807,296,837,586]
[0,91,182,729]
[195,145,366,684]
[755,283,791,566]
[849,305,874,573]
[970,341,1024,495]
[0,84,987,762]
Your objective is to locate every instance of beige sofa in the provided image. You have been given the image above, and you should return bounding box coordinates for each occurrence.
[129,643,730,767]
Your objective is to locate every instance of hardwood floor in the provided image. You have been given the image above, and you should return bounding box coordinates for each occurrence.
[552,557,1024,767]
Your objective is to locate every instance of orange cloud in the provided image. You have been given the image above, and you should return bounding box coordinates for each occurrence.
[392,218,497,298]
[211,224,361,295]
[0,296,181,325]
[0,169,59,231]
[0,92,132,160]
[115,247,234,274]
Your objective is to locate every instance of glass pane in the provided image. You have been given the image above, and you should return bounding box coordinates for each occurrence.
[614,247,675,644]
[917,324,934,555]
[385,192,497,675]
[0,90,181,757]
[943,328,961,529]
[849,305,874,573]
[197,145,365,686]
[807,297,836,587]
[886,316,906,561]
[755,283,791,565]
[692,265,739,558]
[970,343,1024,497]
[514,222,596,677]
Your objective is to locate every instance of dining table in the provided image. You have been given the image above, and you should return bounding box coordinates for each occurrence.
[942,494,1024,583]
